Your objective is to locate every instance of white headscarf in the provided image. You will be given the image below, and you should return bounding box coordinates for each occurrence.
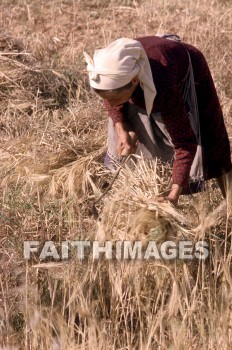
[83,38,157,116]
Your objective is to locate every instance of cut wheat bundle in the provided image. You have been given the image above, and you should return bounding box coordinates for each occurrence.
[94,156,232,245]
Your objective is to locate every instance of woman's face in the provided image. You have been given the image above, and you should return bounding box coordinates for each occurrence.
[94,76,139,108]
[97,87,135,107]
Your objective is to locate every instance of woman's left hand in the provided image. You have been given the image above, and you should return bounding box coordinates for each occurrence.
[156,195,179,206]
[151,184,183,207]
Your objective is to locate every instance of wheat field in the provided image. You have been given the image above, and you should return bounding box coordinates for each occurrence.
[0,0,232,349]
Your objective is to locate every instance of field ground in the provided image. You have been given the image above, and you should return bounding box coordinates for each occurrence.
[0,0,232,349]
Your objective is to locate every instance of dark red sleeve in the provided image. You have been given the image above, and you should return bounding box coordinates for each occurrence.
[156,86,198,187]
[103,100,125,125]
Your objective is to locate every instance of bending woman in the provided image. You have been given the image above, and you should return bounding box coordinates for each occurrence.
[84,36,231,205]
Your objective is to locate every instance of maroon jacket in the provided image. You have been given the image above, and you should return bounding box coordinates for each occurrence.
[105,36,231,187]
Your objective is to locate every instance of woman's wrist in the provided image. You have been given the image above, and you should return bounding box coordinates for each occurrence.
[115,122,126,132]
[167,184,183,205]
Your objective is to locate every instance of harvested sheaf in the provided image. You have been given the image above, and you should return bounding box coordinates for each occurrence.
[94,156,232,246]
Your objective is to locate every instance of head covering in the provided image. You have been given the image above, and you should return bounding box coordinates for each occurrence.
[83,38,157,116]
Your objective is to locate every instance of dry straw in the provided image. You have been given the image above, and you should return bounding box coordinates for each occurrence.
[95,156,232,245]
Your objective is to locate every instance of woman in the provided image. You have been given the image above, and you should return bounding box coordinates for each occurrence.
[84,36,231,205]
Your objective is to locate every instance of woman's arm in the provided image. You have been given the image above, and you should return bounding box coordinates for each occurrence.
[156,85,198,201]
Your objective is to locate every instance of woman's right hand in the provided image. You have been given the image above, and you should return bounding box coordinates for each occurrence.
[115,122,138,157]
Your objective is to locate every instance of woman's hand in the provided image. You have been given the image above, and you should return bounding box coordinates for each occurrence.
[152,184,183,207]
[115,122,138,157]
[156,196,178,206]
[166,184,183,205]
